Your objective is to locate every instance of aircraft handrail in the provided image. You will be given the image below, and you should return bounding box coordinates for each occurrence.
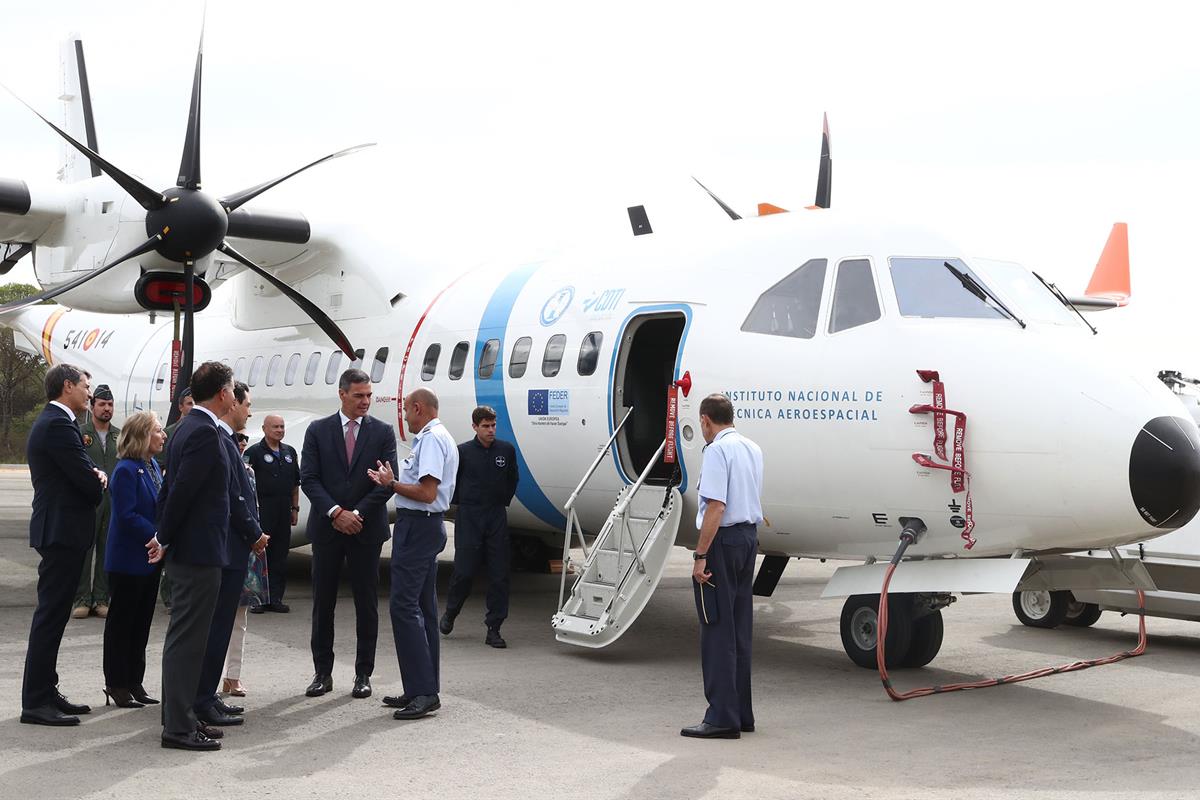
[564,406,634,511]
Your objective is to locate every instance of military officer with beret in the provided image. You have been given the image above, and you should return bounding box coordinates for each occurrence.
[74,384,120,619]
[244,415,300,613]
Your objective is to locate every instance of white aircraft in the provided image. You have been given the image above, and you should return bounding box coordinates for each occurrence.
[3,35,1198,672]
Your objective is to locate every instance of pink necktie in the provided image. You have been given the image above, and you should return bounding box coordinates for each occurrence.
[345,418,357,465]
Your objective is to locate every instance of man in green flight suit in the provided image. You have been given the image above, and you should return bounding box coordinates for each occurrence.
[73,384,120,619]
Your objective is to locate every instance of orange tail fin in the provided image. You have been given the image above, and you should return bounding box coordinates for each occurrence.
[1084,222,1130,306]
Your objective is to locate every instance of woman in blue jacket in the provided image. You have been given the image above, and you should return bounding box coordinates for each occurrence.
[102,411,166,708]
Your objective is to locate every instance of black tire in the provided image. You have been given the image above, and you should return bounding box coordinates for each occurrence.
[1065,600,1103,628]
[840,593,913,669]
[901,610,944,668]
[1012,590,1072,629]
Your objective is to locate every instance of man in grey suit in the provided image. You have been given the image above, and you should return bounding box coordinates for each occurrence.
[150,362,236,751]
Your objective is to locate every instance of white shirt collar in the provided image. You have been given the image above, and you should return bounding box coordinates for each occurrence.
[713,427,736,443]
[49,400,76,422]
[193,405,221,426]
[216,419,233,435]
[339,411,365,429]
[415,418,442,439]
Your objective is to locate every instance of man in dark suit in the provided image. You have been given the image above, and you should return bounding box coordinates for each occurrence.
[20,364,106,726]
[193,381,268,728]
[300,368,397,700]
[150,361,236,751]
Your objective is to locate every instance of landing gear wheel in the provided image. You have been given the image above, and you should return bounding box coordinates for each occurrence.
[1065,599,1103,628]
[1012,590,1071,629]
[840,594,913,669]
[510,535,555,573]
[901,609,944,668]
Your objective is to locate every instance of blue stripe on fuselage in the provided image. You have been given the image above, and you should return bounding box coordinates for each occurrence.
[474,263,567,529]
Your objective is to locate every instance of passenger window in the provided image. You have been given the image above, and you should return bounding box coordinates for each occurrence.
[829,259,881,333]
[577,331,603,376]
[509,336,532,379]
[325,352,343,385]
[449,341,470,380]
[303,351,321,385]
[154,362,167,390]
[890,257,1006,320]
[370,347,389,383]
[233,357,247,383]
[283,353,301,386]
[741,258,827,339]
[265,354,283,386]
[478,339,500,379]
[421,344,441,381]
[248,355,265,386]
[542,334,566,377]
[350,348,365,370]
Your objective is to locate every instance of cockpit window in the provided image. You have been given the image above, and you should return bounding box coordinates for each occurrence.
[889,257,1007,320]
[741,258,827,339]
[829,258,881,333]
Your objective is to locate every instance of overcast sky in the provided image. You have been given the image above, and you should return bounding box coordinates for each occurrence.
[2,1,1199,371]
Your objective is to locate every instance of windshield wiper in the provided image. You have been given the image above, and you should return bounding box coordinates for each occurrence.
[943,262,1026,328]
[1032,270,1097,335]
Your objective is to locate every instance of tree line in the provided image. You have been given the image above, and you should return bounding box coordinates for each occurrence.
[0,283,51,462]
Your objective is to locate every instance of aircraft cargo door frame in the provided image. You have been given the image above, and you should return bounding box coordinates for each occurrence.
[609,306,690,487]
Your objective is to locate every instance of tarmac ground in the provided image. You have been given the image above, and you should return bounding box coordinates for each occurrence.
[2,467,1200,799]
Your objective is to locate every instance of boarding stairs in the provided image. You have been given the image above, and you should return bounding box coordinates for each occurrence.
[552,409,683,648]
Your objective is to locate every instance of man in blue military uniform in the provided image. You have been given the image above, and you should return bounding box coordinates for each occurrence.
[368,387,458,721]
[682,393,764,740]
[244,414,300,613]
[440,406,518,648]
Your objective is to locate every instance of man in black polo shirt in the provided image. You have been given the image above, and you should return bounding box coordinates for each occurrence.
[244,415,300,613]
[440,406,518,648]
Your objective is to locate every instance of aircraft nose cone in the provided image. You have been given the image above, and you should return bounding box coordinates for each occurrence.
[1130,416,1200,529]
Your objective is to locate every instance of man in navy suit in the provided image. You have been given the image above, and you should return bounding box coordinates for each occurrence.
[300,368,397,700]
[193,381,269,729]
[20,364,107,726]
[150,361,236,751]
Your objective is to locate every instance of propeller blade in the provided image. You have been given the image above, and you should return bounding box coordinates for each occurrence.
[0,85,165,211]
[217,241,355,357]
[0,234,162,313]
[219,143,375,213]
[691,176,742,221]
[176,25,205,190]
[813,112,832,209]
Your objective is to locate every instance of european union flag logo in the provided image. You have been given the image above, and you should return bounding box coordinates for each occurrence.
[528,389,549,415]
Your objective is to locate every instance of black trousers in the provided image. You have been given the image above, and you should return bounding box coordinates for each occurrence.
[445,505,510,629]
[194,561,249,712]
[160,560,221,736]
[260,499,292,604]
[310,534,382,676]
[389,513,447,697]
[103,568,162,689]
[695,522,757,730]
[22,544,88,709]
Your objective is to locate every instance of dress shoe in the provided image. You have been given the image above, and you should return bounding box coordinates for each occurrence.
[271,602,290,613]
[103,687,144,708]
[20,705,80,726]
[94,604,109,618]
[392,694,440,720]
[680,722,740,739]
[222,678,247,697]
[249,604,267,614]
[214,698,244,715]
[54,691,91,715]
[485,627,507,648]
[381,694,412,709]
[305,673,333,697]
[741,724,755,733]
[352,675,372,699]
[71,605,90,620]
[438,612,455,636]
[196,705,244,726]
[161,730,221,751]
[196,721,224,739]
[130,684,159,705]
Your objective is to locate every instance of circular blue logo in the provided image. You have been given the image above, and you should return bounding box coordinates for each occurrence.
[540,286,574,327]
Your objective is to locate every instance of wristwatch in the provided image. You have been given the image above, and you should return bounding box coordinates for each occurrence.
[692,551,708,561]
